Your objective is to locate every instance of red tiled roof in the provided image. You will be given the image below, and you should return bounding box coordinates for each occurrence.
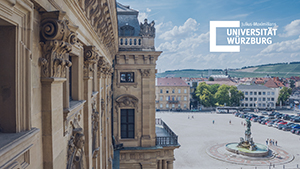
[264,79,279,88]
[157,77,189,86]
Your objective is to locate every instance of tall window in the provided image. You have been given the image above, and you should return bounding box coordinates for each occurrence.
[166,89,169,93]
[178,97,181,101]
[121,109,134,139]
[172,89,175,93]
[178,89,181,93]
[120,72,134,83]
[166,104,169,108]
[184,89,187,93]
[184,96,187,101]
[160,89,163,93]
[166,96,169,101]
[160,104,163,108]
[160,96,163,101]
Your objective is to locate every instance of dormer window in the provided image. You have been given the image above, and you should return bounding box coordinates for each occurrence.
[120,25,134,36]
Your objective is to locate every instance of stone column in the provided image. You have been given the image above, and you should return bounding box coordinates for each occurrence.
[39,11,77,169]
[83,46,99,169]
[167,161,173,169]
[163,160,167,169]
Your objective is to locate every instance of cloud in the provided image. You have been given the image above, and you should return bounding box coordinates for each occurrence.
[260,36,300,53]
[279,19,300,37]
[158,18,200,40]
[155,21,173,34]
[146,8,151,12]
[157,32,209,52]
[138,12,148,23]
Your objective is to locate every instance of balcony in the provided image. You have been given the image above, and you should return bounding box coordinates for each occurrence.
[155,118,179,146]
[119,37,142,51]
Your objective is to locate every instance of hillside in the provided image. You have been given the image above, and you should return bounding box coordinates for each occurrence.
[156,62,300,78]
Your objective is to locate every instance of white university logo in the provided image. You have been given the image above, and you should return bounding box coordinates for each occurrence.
[210,21,277,52]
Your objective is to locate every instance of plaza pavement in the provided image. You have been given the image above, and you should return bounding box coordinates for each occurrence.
[156,111,300,169]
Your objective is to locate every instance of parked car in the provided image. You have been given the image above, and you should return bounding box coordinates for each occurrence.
[261,111,268,115]
[282,114,291,120]
[295,129,300,135]
[278,124,286,130]
[235,112,241,117]
[292,124,300,129]
[282,123,296,131]
[291,128,300,134]
[267,122,274,127]
[291,117,300,122]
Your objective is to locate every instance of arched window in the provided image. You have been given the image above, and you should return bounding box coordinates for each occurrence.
[120,38,123,45]
[120,25,135,36]
[134,39,137,45]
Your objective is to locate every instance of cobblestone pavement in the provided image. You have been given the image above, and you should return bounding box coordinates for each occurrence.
[156,112,300,169]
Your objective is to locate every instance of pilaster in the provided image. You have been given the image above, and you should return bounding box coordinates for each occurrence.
[39,10,78,169]
[83,45,99,169]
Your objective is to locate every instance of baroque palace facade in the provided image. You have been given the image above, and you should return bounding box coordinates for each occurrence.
[0,0,179,169]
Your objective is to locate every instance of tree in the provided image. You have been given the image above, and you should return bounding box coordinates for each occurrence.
[229,86,244,106]
[290,79,295,88]
[209,84,220,95]
[214,85,230,106]
[277,87,292,104]
[199,88,214,107]
[208,77,214,81]
[195,82,215,107]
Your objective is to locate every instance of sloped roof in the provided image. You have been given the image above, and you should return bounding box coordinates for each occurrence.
[156,77,189,87]
[116,2,139,15]
[237,85,270,90]
[264,79,279,88]
[205,81,237,86]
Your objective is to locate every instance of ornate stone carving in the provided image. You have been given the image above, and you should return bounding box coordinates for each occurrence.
[139,69,151,78]
[115,94,138,108]
[97,56,105,78]
[84,46,99,78]
[67,127,86,169]
[91,100,100,158]
[140,19,155,37]
[39,11,78,78]
[78,0,116,57]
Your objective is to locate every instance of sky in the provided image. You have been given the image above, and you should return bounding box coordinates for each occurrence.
[117,0,300,72]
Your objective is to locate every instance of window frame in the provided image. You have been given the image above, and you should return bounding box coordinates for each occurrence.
[120,109,135,139]
[120,72,134,83]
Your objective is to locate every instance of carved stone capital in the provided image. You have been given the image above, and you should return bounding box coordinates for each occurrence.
[84,46,99,78]
[139,69,151,78]
[97,56,106,78]
[39,11,78,78]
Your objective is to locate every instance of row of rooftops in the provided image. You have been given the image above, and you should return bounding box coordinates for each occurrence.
[156,76,293,89]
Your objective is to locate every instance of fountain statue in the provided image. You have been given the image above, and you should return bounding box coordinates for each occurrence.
[237,119,257,151]
[225,119,269,157]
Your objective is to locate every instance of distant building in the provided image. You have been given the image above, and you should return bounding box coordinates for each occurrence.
[156,77,190,110]
[237,85,279,109]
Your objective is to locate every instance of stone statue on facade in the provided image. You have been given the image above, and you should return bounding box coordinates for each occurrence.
[139,19,155,37]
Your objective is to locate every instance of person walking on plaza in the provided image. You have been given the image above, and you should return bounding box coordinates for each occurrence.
[229,120,231,124]
[266,139,268,145]
[273,139,275,145]
[275,140,277,146]
[213,120,215,124]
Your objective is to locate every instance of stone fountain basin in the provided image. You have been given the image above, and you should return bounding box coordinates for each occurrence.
[226,143,269,157]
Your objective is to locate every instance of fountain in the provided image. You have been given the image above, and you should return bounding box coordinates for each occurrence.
[226,119,269,157]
